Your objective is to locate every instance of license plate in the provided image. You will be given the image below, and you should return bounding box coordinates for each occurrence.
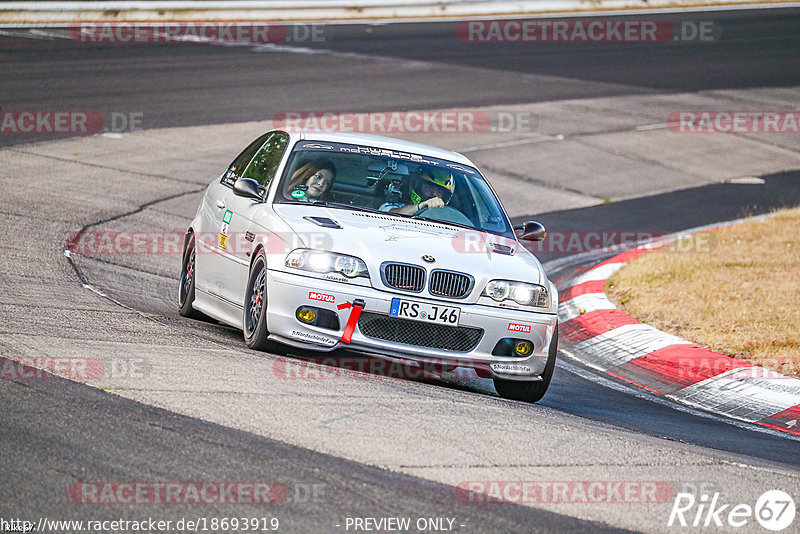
[389,298,460,326]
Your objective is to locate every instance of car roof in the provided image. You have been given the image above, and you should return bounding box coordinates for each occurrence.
[294,129,475,167]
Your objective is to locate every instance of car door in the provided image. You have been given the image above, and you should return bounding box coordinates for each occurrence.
[201,132,275,306]
[193,178,230,295]
[220,131,290,306]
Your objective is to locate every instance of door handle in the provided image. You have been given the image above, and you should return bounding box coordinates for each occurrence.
[216,199,226,209]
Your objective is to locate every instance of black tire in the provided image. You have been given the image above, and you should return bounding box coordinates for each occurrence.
[243,251,282,353]
[178,233,203,319]
[493,323,558,403]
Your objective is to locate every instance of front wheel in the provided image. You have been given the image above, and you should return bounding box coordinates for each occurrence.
[493,324,558,403]
[178,233,203,319]
[243,252,281,353]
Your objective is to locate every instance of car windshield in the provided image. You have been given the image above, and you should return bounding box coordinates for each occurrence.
[275,140,515,238]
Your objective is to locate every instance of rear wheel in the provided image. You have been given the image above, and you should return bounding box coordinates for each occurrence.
[243,252,281,353]
[178,233,203,318]
[493,324,558,403]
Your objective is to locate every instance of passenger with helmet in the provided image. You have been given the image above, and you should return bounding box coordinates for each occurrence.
[379,167,455,215]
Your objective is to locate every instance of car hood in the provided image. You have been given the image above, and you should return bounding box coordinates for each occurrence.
[272,205,543,297]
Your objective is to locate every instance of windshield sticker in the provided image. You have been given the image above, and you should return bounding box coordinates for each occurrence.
[291,189,306,199]
[295,140,441,165]
[339,145,427,163]
[299,143,334,150]
[445,163,476,174]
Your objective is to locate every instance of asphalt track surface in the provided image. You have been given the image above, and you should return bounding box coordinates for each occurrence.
[2,9,799,147]
[2,362,624,533]
[2,7,800,533]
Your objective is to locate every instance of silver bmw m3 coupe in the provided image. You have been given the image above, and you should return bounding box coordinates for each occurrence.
[179,129,558,402]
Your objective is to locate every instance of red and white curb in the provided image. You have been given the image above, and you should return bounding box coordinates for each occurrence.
[557,242,800,437]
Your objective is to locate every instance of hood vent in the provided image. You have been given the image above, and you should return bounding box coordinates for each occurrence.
[489,242,516,255]
[352,212,454,231]
[303,216,342,229]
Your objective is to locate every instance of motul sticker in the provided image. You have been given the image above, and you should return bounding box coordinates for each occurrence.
[508,323,531,333]
[308,291,335,303]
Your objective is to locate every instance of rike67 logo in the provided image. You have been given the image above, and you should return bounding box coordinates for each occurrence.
[668,490,795,530]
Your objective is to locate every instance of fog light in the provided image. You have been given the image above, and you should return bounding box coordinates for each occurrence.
[514,340,533,356]
[297,307,317,324]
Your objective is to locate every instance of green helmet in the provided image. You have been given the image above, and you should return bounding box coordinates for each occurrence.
[410,168,455,205]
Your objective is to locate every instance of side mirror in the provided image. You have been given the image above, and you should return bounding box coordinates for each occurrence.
[233,178,264,201]
[515,221,546,242]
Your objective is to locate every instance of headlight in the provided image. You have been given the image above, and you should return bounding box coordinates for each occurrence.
[285,249,369,279]
[482,279,549,308]
[484,280,510,301]
[334,255,361,278]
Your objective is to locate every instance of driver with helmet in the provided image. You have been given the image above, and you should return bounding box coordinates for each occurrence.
[379,168,455,215]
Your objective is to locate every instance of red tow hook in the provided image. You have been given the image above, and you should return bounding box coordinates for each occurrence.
[341,299,366,344]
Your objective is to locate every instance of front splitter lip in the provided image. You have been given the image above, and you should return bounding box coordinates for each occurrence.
[267,333,545,381]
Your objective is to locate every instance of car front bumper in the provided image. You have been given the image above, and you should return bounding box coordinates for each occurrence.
[266,269,558,381]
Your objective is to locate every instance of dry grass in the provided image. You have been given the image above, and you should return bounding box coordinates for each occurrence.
[606,207,800,378]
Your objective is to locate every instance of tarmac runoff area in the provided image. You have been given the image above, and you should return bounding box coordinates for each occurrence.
[2,86,800,531]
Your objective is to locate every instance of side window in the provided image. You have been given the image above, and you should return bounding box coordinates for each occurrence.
[241,132,290,186]
[221,132,273,187]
